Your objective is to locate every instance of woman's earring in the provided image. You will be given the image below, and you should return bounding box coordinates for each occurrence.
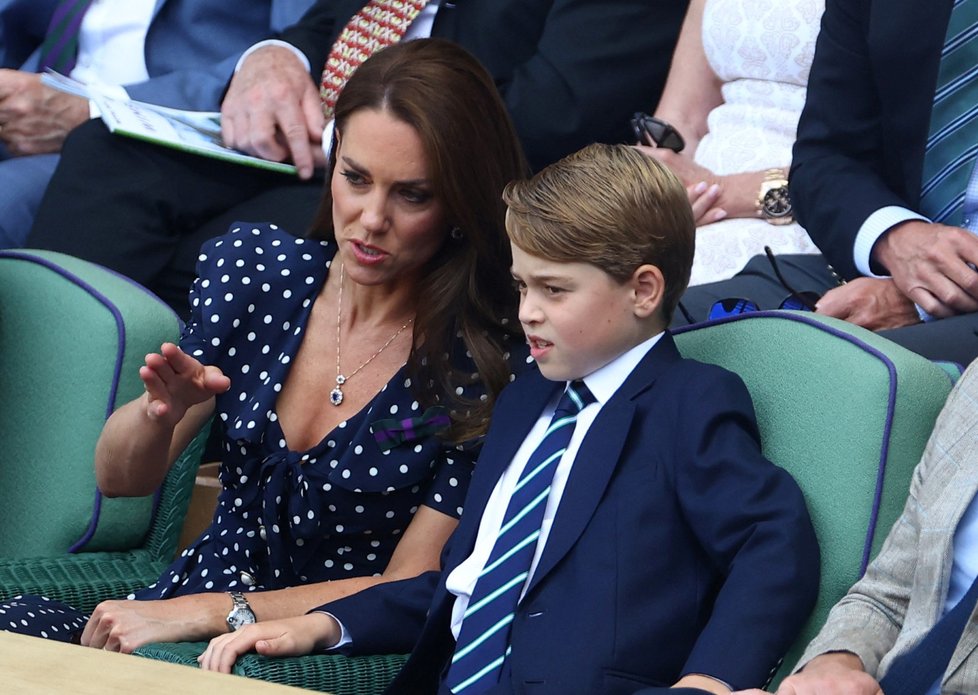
[450,226,464,241]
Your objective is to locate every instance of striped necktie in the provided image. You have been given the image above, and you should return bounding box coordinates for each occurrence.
[319,0,430,120]
[919,0,978,225]
[445,380,596,694]
[37,0,97,74]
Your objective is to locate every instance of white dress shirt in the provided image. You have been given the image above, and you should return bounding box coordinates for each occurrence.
[71,0,155,103]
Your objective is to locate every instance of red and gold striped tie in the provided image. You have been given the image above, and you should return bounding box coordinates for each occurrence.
[320,0,430,119]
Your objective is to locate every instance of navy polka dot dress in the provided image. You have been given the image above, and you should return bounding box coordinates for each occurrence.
[1,223,526,641]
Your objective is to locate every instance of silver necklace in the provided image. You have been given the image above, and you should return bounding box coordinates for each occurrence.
[330,264,413,406]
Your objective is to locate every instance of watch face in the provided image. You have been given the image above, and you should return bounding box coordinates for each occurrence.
[763,185,793,218]
[227,607,256,630]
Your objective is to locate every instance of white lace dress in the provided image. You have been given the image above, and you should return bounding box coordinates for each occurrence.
[689,0,825,286]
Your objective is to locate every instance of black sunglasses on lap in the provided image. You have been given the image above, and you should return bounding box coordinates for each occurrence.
[689,247,822,322]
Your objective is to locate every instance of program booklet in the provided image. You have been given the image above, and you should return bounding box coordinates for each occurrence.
[42,72,297,175]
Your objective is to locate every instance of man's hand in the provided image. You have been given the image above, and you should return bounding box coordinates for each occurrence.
[815,277,921,331]
[221,45,325,179]
[873,220,978,319]
[0,69,89,155]
[198,613,341,673]
[139,342,230,427]
[732,652,882,695]
[81,596,227,653]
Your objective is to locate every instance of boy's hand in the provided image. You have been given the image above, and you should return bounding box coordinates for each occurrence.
[139,342,230,426]
[197,613,341,673]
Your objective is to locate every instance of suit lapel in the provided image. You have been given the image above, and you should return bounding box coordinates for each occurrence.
[524,334,683,595]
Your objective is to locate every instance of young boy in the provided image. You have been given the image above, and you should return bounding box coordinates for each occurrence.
[201,144,820,694]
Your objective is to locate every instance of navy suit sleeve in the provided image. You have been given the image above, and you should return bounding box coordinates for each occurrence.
[789,0,906,278]
[478,0,687,171]
[314,570,442,655]
[671,367,820,688]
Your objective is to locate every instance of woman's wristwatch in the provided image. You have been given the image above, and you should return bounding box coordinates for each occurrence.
[757,168,794,225]
[226,591,257,631]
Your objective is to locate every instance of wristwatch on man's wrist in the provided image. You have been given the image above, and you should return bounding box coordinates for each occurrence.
[757,167,794,225]
[226,591,256,631]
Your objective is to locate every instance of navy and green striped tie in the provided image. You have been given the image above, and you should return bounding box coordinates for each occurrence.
[37,0,98,74]
[919,0,978,224]
[445,380,595,694]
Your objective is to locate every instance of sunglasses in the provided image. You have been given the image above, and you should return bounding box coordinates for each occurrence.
[630,112,685,153]
[701,247,821,321]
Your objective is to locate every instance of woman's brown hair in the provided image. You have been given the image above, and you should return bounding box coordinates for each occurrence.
[309,39,529,442]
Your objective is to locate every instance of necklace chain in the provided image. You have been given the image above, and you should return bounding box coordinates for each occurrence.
[330,264,413,406]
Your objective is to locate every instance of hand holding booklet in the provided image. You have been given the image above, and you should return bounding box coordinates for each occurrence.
[41,71,297,175]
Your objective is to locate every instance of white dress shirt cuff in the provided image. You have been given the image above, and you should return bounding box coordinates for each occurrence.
[853,206,930,277]
[315,611,351,650]
[235,39,311,75]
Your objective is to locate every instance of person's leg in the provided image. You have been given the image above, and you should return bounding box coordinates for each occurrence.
[674,253,839,326]
[0,153,60,248]
[27,119,304,301]
[880,314,978,367]
[163,182,324,317]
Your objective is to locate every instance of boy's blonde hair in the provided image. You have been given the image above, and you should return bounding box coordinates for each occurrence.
[503,143,695,323]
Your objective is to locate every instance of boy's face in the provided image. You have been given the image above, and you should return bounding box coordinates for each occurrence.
[511,244,651,381]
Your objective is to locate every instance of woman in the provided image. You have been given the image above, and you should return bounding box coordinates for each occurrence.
[639,0,824,285]
[2,38,528,650]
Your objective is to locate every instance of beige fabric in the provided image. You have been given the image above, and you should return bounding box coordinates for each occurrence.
[797,359,978,692]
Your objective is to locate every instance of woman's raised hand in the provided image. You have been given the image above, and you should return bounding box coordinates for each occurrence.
[140,342,230,425]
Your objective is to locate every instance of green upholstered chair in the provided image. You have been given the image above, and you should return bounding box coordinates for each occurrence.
[673,311,955,686]
[0,249,208,614]
[133,312,955,693]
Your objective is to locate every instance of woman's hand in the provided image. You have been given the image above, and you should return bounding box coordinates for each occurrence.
[81,596,226,653]
[198,613,341,673]
[688,180,727,225]
[635,144,717,188]
[140,342,230,426]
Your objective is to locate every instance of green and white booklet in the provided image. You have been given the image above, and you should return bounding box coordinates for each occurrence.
[42,71,297,175]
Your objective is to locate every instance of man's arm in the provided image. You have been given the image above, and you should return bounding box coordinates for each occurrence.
[464,0,688,171]
[790,0,922,280]
[219,0,339,178]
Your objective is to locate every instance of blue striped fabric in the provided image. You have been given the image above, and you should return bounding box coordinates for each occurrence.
[919,0,978,225]
[445,380,595,694]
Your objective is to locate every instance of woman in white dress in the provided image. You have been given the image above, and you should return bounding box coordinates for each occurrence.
[639,0,825,286]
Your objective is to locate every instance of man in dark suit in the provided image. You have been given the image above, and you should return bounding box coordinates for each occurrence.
[675,0,978,367]
[199,145,820,694]
[0,0,313,248]
[26,0,689,315]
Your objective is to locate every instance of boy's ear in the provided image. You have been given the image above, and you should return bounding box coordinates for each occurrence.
[630,264,666,319]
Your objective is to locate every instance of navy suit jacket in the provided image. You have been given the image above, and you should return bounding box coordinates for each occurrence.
[790,0,952,279]
[279,0,689,171]
[0,0,313,110]
[322,334,820,694]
